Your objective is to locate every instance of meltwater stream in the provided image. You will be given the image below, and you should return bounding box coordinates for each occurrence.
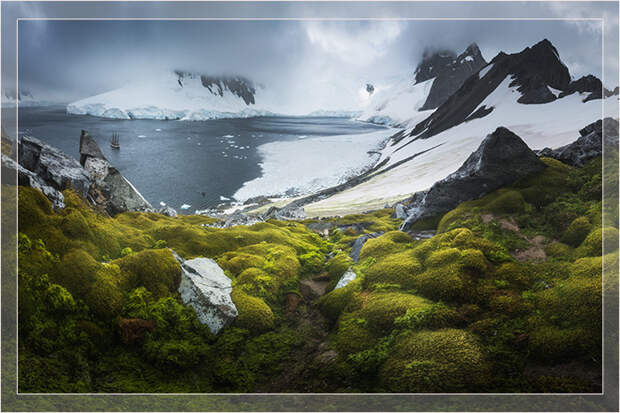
[8,106,392,213]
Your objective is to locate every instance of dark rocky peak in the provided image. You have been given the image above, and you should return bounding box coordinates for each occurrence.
[400,127,546,230]
[174,70,256,105]
[456,42,485,66]
[504,39,571,103]
[415,48,457,84]
[414,43,487,110]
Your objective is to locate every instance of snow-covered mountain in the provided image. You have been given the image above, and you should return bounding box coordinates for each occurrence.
[302,39,613,217]
[67,71,274,120]
[357,43,487,127]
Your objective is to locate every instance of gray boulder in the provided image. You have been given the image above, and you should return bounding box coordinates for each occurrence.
[158,205,178,217]
[392,203,409,220]
[79,129,107,165]
[18,135,91,198]
[208,210,264,228]
[334,268,357,290]
[350,232,384,262]
[536,118,619,167]
[401,127,546,231]
[262,205,306,221]
[175,254,238,335]
[2,153,65,208]
[103,167,153,214]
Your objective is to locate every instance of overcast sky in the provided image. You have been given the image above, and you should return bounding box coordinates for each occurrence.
[2,1,618,108]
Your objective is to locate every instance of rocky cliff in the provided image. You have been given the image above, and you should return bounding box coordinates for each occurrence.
[400,127,546,230]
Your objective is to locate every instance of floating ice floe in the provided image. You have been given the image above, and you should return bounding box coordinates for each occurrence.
[180,204,191,210]
[160,201,166,207]
[138,135,146,138]
[220,195,231,201]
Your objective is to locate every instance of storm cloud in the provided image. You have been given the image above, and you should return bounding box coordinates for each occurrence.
[2,1,618,110]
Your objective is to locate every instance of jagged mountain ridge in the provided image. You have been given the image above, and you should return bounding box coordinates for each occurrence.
[408,39,609,141]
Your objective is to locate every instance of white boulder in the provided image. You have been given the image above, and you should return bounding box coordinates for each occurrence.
[176,256,238,334]
[334,268,357,290]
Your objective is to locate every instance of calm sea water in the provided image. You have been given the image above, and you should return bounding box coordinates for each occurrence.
[6,106,385,212]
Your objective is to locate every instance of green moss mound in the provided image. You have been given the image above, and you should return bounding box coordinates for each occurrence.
[231,290,275,333]
[357,292,433,333]
[359,231,412,261]
[561,217,592,247]
[334,314,378,355]
[114,249,181,299]
[218,252,266,276]
[327,252,353,280]
[235,267,279,303]
[363,250,422,290]
[379,329,491,392]
[318,277,361,321]
[576,227,619,257]
[414,264,466,302]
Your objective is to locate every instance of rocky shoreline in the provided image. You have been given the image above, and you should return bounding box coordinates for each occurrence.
[3,117,618,231]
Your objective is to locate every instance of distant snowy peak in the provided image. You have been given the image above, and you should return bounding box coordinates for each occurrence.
[414,42,487,110]
[410,39,609,140]
[174,71,257,105]
[67,70,269,121]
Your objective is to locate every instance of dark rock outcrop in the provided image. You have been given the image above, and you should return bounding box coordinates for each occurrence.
[13,130,153,215]
[349,232,384,262]
[417,43,488,110]
[79,130,107,166]
[78,130,153,215]
[400,127,546,230]
[537,118,619,167]
[17,135,91,199]
[2,153,66,208]
[558,75,608,102]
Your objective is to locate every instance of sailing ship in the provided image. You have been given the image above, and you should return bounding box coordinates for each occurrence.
[110,132,120,149]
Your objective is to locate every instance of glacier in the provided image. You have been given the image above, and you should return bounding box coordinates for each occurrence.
[67,71,276,121]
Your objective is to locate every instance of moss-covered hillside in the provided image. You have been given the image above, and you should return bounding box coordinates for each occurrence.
[13,152,617,393]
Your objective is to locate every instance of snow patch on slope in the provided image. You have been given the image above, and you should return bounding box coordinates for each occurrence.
[357,77,436,128]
